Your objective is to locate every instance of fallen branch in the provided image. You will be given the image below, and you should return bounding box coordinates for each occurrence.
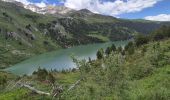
[60,78,83,98]
[67,78,82,92]
[17,82,63,98]
[18,82,50,96]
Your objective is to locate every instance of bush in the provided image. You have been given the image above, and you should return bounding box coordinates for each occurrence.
[48,73,55,84]
[135,34,149,47]
[151,25,170,41]
[111,44,116,52]
[105,47,111,55]
[125,41,135,55]
[96,48,104,59]
[0,75,7,86]
[141,46,147,56]
[148,43,167,67]
[35,67,48,81]
[117,46,122,52]
[152,32,165,41]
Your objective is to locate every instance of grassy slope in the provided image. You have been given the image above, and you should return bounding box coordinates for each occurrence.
[61,39,170,99]
[129,65,170,100]
[87,34,109,42]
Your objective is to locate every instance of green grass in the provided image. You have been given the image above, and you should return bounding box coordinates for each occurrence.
[88,34,110,42]
[0,89,29,100]
[128,65,170,100]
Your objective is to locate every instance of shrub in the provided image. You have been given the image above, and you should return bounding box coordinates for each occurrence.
[141,45,147,56]
[36,67,48,81]
[117,46,122,52]
[125,41,135,55]
[97,48,104,59]
[111,44,116,52]
[0,75,7,86]
[48,73,55,84]
[105,47,111,55]
[151,25,170,41]
[135,34,149,47]
[148,43,167,67]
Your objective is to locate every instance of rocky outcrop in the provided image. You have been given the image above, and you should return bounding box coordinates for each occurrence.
[6,32,18,40]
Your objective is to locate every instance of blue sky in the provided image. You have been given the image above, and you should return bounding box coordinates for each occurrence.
[28,0,64,5]
[118,0,170,19]
[19,0,170,21]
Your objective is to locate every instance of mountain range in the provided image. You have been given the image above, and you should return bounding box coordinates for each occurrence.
[0,0,170,68]
[2,0,74,15]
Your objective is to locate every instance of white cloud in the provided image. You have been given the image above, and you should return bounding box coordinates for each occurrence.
[34,2,47,7]
[3,0,164,17]
[15,0,30,5]
[5,0,47,7]
[64,0,162,16]
[145,14,170,21]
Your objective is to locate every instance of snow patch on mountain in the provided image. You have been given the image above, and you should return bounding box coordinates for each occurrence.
[1,0,74,15]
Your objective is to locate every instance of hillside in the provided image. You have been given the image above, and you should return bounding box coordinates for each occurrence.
[0,1,61,68]
[63,39,170,99]
[0,0,170,69]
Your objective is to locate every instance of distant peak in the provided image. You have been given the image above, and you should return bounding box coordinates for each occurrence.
[79,9,92,13]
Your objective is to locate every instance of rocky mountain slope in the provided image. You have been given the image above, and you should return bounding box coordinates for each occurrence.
[0,1,59,68]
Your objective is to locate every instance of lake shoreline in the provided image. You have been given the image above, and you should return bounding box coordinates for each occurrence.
[4,40,130,75]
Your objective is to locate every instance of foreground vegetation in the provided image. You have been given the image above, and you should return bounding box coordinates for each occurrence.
[61,38,170,100]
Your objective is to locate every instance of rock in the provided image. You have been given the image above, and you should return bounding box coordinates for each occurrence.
[6,32,19,40]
